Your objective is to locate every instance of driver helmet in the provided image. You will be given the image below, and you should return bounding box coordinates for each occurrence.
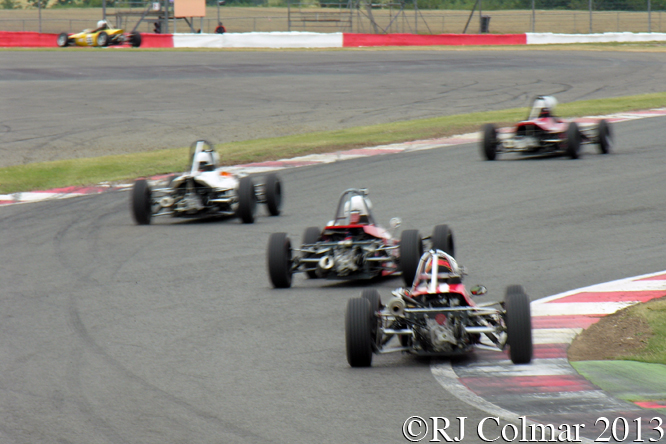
[194,151,216,172]
[344,195,371,224]
[531,95,557,118]
[425,257,452,274]
[97,20,109,29]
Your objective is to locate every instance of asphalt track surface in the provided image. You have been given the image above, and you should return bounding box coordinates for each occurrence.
[2,49,666,166]
[1,51,666,443]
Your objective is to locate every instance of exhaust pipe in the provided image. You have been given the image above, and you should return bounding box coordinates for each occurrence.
[386,296,406,317]
[318,255,334,271]
[160,196,175,207]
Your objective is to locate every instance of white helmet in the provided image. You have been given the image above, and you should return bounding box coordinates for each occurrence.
[530,95,558,118]
[194,151,216,171]
[97,20,108,28]
[344,195,371,216]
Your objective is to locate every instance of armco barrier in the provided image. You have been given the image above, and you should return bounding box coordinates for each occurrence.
[0,31,58,47]
[137,33,174,48]
[342,33,527,47]
[4,31,666,48]
[526,31,666,44]
[173,31,342,48]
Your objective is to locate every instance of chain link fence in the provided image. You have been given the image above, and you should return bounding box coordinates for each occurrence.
[0,4,664,34]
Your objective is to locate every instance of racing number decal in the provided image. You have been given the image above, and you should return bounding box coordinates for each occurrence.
[86,35,94,46]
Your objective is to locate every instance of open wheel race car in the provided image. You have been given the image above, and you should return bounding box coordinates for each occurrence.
[345,249,533,367]
[57,20,141,48]
[266,188,455,288]
[131,140,282,225]
[481,95,612,160]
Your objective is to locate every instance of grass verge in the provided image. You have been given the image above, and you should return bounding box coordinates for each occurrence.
[2,91,666,194]
[616,296,666,365]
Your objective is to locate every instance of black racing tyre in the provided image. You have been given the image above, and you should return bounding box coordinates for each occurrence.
[598,119,611,154]
[345,297,374,367]
[361,289,382,349]
[237,176,256,224]
[97,31,109,47]
[400,229,423,287]
[482,123,498,161]
[302,226,321,279]
[267,232,293,288]
[566,122,581,159]
[129,31,142,48]
[264,173,282,216]
[505,285,533,364]
[431,224,455,257]
[131,179,152,225]
[57,32,70,47]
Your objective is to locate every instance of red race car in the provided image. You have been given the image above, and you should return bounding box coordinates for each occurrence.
[482,95,612,160]
[266,188,454,288]
[345,249,533,367]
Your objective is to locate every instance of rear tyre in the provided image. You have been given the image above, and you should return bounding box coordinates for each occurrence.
[264,173,282,216]
[131,179,152,225]
[57,32,70,47]
[431,224,455,257]
[598,119,611,154]
[566,122,581,159]
[97,31,109,47]
[302,226,321,279]
[267,232,293,288]
[345,297,374,367]
[400,229,423,287]
[129,31,142,48]
[237,176,256,224]
[482,123,498,161]
[505,285,533,364]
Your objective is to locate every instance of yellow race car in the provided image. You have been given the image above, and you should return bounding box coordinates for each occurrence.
[57,21,141,48]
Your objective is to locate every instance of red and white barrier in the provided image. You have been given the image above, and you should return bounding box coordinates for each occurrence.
[4,30,666,49]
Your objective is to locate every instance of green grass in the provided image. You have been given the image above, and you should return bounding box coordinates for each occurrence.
[617,296,666,365]
[2,91,666,194]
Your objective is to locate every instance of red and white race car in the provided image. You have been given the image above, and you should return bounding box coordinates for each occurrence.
[266,188,454,288]
[345,249,533,367]
[482,95,612,160]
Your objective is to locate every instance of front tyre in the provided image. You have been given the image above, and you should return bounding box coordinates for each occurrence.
[57,32,70,47]
[237,176,256,224]
[400,229,423,287]
[431,224,454,257]
[131,179,152,225]
[505,285,533,364]
[96,31,109,47]
[345,297,374,367]
[598,119,611,154]
[566,122,581,159]
[267,232,293,288]
[361,289,382,350]
[482,123,498,161]
[264,173,282,216]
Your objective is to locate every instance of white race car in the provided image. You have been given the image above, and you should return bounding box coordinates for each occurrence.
[131,140,282,225]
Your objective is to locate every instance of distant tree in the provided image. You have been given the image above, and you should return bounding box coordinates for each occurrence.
[1,0,16,8]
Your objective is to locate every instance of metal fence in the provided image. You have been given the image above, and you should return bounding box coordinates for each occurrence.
[1,5,665,34]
